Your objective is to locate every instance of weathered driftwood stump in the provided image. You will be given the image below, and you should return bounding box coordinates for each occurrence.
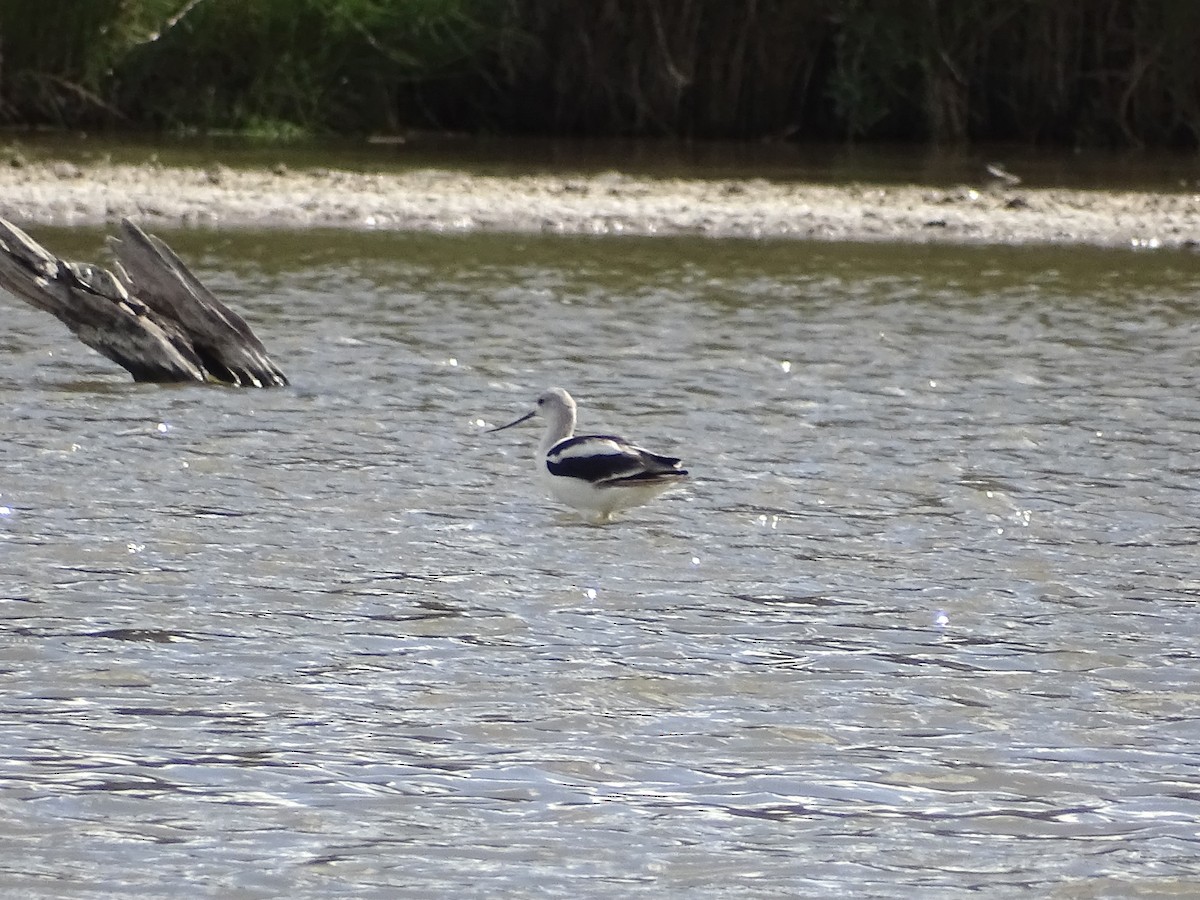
[0,218,287,386]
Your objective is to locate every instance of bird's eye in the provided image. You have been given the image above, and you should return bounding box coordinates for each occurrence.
[537,398,544,406]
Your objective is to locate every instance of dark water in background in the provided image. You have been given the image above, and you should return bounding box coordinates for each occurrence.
[7,129,1200,192]
[3,226,1200,897]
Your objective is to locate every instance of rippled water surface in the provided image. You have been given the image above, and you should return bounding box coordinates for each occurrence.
[3,229,1200,897]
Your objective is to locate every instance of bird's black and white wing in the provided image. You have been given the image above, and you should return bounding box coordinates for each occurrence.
[547,434,688,486]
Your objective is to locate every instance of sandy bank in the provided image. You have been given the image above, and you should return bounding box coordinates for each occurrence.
[2,160,1197,249]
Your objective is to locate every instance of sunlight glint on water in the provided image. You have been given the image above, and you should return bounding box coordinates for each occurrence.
[2,230,1200,896]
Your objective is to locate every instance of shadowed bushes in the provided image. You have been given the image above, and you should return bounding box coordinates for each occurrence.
[113,0,508,135]
[0,0,137,122]
[2,0,1199,147]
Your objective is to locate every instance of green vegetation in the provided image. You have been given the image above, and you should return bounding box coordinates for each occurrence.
[1,0,1198,147]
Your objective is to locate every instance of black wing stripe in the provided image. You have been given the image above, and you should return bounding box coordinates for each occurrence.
[602,470,689,486]
[547,434,687,485]
[548,450,645,484]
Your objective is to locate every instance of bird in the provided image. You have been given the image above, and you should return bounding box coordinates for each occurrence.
[488,387,689,522]
[0,216,286,386]
[985,162,1022,187]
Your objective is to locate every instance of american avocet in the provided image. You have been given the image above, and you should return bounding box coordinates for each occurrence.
[488,387,689,522]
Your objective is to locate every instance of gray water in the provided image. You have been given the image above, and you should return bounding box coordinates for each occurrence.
[2,230,1200,898]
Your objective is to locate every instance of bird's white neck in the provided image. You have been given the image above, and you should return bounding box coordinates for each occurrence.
[538,406,576,458]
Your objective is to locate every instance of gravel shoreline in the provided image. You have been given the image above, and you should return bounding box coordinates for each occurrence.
[2,160,1198,249]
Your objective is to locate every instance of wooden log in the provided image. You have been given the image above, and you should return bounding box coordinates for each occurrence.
[0,218,286,386]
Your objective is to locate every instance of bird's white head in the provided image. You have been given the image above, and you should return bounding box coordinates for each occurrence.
[488,387,578,447]
[533,387,575,425]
